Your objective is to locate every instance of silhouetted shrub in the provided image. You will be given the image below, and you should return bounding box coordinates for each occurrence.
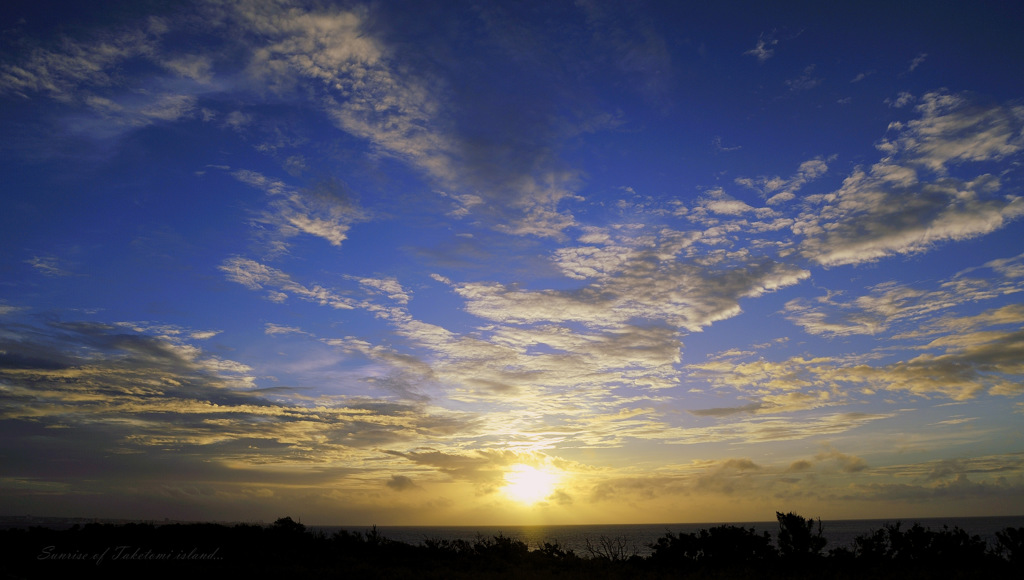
[776,511,827,562]
[472,533,529,563]
[841,520,1003,579]
[583,534,639,562]
[648,529,702,570]
[649,523,775,574]
[270,516,305,535]
[852,524,892,563]
[994,527,1024,565]
[5,513,1020,579]
[702,524,777,564]
[535,540,578,561]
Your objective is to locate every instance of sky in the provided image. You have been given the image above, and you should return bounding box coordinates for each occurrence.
[1,0,1023,526]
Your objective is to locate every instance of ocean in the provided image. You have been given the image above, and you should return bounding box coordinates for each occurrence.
[315,515,1024,557]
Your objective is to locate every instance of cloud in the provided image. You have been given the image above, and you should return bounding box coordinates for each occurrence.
[225,258,685,423]
[386,474,419,491]
[908,52,928,72]
[786,460,813,472]
[816,444,868,473]
[882,92,1024,172]
[26,256,75,277]
[981,252,1024,279]
[558,451,1024,517]
[745,32,778,62]
[664,412,897,444]
[264,323,306,336]
[2,0,594,238]
[223,110,251,130]
[902,303,1024,339]
[692,305,1024,402]
[713,136,741,152]
[784,256,1024,338]
[356,277,411,305]
[783,295,888,337]
[213,223,813,441]
[220,257,356,309]
[219,257,697,447]
[230,1,588,238]
[795,92,1024,267]
[689,402,765,417]
[886,91,915,108]
[785,64,821,92]
[453,225,808,333]
[135,93,196,121]
[0,17,216,142]
[735,156,830,205]
[454,257,808,333]
[697,190,768,217]
[851,70,874,83]
[0,23,160,101]
[840,472,1024,504]
[231,170,365,253]
[161,54,214,83]
[890,329,1024,398]
[0,318,476,485]
[384,449,522,493]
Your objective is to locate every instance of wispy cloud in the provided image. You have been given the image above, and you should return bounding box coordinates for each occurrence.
[851,70,874,83]
[785,64,821,92]
[784,266,1024,338]
[0,17,216,142]
[0,23,160,101]
[219,257,355,309]
[449,228,808,333]
[264,323,306,336]
[795,92,1024,267]
[232,169,366,253]
[712,136,742,152]
[0,304,27,315]
[745,32,778,62]
[907,52,928,72]
[692,302,1024,402]
[0,318,475,485]
[226,1,583,239]
[26,256,75,277]
[735,156,830,205]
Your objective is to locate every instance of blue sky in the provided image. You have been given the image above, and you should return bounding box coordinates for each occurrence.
[2,0,1023,525]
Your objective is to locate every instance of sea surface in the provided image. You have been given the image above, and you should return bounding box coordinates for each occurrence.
[315,515,1024,557]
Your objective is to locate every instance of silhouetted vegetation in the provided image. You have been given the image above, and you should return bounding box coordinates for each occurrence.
[2,513,1021,579]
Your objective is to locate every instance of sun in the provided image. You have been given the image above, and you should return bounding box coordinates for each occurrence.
[502,464,560,504]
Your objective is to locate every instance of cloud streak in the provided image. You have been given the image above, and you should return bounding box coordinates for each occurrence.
[795,92,1024,267]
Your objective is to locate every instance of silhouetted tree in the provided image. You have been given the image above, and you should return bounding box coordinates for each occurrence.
[270,516,305,535]
[845,520,996,579]
[649,523,775,572]
[852,525,892,563]
[698,524,776,564]
[776,511,827,561]
[995,527,1024,565]
[534,540,577,561]
[648,529,702,570]
[4,513,1019,579]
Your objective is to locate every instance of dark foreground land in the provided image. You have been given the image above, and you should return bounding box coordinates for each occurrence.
[3,512,1022,579]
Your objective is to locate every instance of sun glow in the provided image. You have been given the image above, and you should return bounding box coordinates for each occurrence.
[502,464,560,504]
